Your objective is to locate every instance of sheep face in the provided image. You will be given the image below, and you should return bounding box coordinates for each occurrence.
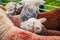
[20,18,46,34]
[5,2,23,15]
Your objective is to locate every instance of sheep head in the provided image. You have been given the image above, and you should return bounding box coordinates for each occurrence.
[5,2,23,15]
[20,18,47,34]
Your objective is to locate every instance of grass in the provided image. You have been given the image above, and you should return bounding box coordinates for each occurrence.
[44,0,60,10]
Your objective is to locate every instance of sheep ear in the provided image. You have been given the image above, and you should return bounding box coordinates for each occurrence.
[38,18,47,23]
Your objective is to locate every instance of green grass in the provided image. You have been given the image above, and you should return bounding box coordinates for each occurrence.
[44,0,60,10]
[1,0,22,5]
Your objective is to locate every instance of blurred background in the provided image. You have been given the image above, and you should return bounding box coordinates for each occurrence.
[0,0,60,11]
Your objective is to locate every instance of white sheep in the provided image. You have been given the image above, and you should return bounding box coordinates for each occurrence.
[5,2,23,15]
[20,18,47,34]
[20,0,43,21]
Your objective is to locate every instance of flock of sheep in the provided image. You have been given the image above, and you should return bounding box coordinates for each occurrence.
[0,0,60,40]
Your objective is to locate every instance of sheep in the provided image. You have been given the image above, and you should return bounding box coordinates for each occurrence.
[20,18,60,36]
[0,2,22,27]
[8,7,60,36]
[5,2,23,16]
[6,0,45,27]
[20,0,41,21]
[37,8,60,31]
[20,18,47,34]
[7,0,44,27]
[0,8,60,40]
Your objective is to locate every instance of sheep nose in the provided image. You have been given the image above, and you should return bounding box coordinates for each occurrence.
[34,27,41,33]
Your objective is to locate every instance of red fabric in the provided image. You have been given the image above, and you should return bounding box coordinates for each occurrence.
[3,27,60,40]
